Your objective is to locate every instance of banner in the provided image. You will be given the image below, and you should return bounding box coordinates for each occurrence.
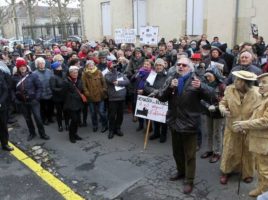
[114,28,136,44]
[135,95,168,123]
[139,26,159,45]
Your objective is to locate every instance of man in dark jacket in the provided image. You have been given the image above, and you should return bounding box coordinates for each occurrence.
[12,57,50,141]
[156,57,213,194]
[0,72,14,151]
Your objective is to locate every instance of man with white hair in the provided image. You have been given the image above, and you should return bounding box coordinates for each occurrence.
[155,57,214,194]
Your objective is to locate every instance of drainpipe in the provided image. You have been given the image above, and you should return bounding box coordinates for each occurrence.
[233,0,239,46]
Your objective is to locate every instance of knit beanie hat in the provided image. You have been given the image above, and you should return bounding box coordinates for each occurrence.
[16,57,27,68]
[51,61,61,70]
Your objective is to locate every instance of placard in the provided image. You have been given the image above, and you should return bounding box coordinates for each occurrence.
[135,95,168,123]
[251,24,258,38]
[114,28,136,44]
[139,26,159,45]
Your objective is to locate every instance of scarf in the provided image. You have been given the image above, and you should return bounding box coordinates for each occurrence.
[137,67,151,89]
[177,72,191,96]
[86,66,98,74]
[0,61,11,75]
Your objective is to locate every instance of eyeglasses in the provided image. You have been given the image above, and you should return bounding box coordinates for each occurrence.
[177,63,188,67]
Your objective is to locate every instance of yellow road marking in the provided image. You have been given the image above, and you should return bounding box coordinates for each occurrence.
[9,142,85,200]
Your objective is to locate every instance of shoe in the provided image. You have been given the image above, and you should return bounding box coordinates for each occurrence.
[243,177,253,183]
[183,183,193,194]
[2,145,14,151]
[93,127,98,132]
[220,174,229,185]
[58,126,63,132]
[169,173,185,181]
[27,134,36,141]
[159,134,167,143]
[249,188,262,197]
[115,129,124,136]
[70,138,76,143]
[209,153,221,163]
[74,135,82,140]
[101,126,108,133]
[149,134,160,140]
[43,120,49,125]
[108,131,114,139]
[136,125,144,132]
[65,125,69,131]
[40,134,50,140]
[81,121,87,127]
[200,151,213,159]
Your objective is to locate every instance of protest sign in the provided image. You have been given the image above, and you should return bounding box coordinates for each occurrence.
[139,26,159,45]
[135,95,168,123]
[114,28,136,44]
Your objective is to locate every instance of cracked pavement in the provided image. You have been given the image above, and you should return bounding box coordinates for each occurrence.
[1,113,257,200]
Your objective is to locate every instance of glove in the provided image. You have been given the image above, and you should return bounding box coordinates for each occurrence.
[208,105,216,112]
[148,90,159,97]
[233,121,247,134]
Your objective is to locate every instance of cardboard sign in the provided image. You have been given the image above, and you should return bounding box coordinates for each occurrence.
[139,26,159,45]
[251,24,258,38]
[114,28,136,44]
[135,95,168,123]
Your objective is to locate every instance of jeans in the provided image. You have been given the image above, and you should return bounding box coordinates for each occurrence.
[88,101,107,129]
[19,100,46,137]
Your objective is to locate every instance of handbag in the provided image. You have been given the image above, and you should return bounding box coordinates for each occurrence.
[69,78,87,103]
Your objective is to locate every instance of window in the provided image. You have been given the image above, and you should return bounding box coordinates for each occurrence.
[101,2,112,36]
[133,0,146,35]
[186,0,204,35]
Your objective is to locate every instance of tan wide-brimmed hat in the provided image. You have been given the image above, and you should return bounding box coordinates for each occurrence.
[257,73,268,79]
[232,70,257,81]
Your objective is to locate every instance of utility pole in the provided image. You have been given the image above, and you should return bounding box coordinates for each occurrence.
[26,0,35,39]
[12,0,19,39]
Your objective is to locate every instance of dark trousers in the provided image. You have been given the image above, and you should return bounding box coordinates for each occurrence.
[108,101,124,132]
[54,102,69,127]
[79,103,88,124]
[40,99,54,122]
[0,110,9,146]
[171,130,197,184]
[153,121,167,136]
[69,110,80,140]
[19,101,46,137]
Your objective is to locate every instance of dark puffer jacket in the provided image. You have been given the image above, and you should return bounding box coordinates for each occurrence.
[12,72,42,103]
[0,72,8,112]
[157,72,213,133]
[49,71,66,103]
[63,77,84,111]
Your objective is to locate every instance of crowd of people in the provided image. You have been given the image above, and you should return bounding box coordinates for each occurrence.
[0,34,268,196]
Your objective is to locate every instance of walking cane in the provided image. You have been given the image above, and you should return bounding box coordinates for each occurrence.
[143,120,151,150]
[237,132,246,195]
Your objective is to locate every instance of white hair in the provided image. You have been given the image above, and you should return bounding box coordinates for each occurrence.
[35,57,46,68]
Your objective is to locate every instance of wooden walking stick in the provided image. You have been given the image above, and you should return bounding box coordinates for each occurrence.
[237,132,246,195]
[143,120,151,150]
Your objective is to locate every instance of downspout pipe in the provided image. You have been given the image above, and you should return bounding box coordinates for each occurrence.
[233,0,239,46]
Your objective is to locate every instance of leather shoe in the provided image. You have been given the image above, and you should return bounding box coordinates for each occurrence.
[58,126,63,132]
[209,153,221,163]
[70,138,76,143]
[93,127,98,132]
[101,126,108,133]
[40,134,50,140]
[220,174,229,185]
[2,145,14,151]
[108,131,114,139]
[183,183,193,194]
[169,173,185,181]
[243,177,253,183]
[27,134,36,141]
[200,151,213,159]
[149,134,160,140]
[115,129,124,136]
[74,135,82,140]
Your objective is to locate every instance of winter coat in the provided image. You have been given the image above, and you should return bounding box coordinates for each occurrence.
[33,69,53,100]
[81,68,107,102]
[63,77,84,111]
[144,70,168,95]
[0,73,8,112]
[219,85,260,177]
[105,69,130,101]
[12,72,42,103]
[157,72,214,133]
[49,71,66,103]
[125,57,145,77]
[239,93,268,155]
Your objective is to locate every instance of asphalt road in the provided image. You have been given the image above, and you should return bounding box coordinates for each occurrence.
[1,113,257,200]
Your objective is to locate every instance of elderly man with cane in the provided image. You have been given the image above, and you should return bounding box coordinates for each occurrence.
[153,57,214,194]
[219,70,260,185]
[233,73,268,197]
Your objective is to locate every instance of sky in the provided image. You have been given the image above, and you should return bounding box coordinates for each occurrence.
[0,0,79,8]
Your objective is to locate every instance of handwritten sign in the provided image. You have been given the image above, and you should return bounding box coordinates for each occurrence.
[114,28,136,44]
[139,26,159,45]
[135,95,168,123]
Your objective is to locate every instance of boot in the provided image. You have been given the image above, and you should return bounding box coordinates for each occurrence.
[27,134,36,141]
[58,126,63,132]
[65,124,69,131]
[74,134,82,140]
[136,123,144,132]
[149,134,160,140]
[40,134,50,140]
[159,133,167,143]
[249,188,262,197]
[108,131,114,139]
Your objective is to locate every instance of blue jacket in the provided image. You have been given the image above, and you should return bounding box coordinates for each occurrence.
[33,69,53,99]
